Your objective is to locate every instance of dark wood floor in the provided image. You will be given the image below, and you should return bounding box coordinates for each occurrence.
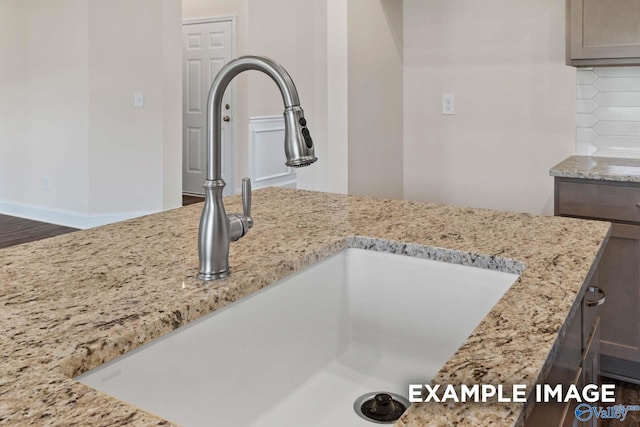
[182,194,204,206]
[0,195,203,249]
[601,378,640,426]
[0,214,77,249]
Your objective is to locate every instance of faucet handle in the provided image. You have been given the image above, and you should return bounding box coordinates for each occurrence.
[242,177,251,218]
[229,177,253,242]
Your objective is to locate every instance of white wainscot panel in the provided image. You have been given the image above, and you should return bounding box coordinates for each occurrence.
[249,116,296,190]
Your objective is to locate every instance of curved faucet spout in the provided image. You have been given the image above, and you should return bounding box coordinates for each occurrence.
[206,55,312,181]
[198,55,317,281]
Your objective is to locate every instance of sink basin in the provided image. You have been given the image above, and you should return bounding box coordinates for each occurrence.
[77,247,519,426]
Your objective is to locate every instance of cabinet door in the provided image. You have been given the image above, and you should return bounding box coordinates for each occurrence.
[581,320,600,427]
[598,223,640,369]
[583,318,600,388]
[524,307,582,427]
[568,0,640,65]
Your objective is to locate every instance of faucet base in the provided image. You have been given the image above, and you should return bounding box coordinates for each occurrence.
[197,269,230,281]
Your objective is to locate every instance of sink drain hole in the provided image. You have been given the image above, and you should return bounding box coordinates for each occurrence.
[354,392,409,424]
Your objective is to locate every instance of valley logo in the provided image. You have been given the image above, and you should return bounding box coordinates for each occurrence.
[575,403,640,422]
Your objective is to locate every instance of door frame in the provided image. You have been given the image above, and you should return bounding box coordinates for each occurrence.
[182,15,237,196]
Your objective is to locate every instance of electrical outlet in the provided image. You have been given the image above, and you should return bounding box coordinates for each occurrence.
[134,92,144,107]
[42,176,50,191]
[442,94,455,115]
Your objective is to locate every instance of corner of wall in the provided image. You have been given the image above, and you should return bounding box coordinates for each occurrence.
[347,0,404,199]
[162,0,184,210]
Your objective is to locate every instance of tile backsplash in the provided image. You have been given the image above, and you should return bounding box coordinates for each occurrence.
[576,67,640,158]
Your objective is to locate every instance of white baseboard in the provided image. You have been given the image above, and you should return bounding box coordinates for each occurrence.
[0,199,158,230]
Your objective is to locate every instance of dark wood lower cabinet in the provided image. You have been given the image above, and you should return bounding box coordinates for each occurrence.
[555,177,640,383]
[524,281,602,427]
[598,223,640,382]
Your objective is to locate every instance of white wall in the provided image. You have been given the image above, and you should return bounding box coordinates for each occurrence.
[0,0,90,214]
[88,0,182,215]
[0,1,575,225]
[241,0,403,197]
[347,0,404,199]
[182,0,405,197]
[325,0,349,194]
[0,0,182,227]
[403,0,576,215]
[162,0,183,210]
[247,0,327,191]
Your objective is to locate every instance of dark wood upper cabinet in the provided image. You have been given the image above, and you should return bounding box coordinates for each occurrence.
[567,0,640,66]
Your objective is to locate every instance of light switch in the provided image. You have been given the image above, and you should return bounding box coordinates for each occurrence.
[134,92,144,107]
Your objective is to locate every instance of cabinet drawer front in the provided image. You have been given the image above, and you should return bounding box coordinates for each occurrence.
[557,181,640,223]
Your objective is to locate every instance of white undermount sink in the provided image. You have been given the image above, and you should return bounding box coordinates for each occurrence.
[77,247,519,426]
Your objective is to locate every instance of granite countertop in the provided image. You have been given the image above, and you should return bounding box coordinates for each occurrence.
[0,188,610,426]
[550,155,640,182]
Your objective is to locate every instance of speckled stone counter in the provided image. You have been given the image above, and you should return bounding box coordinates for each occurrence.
[550,156,640,182]
[0,188,610,426]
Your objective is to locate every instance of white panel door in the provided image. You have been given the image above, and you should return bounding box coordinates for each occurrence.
[182,20,234,196]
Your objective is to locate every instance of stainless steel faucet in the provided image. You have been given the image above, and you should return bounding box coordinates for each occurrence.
[198,56,317,281]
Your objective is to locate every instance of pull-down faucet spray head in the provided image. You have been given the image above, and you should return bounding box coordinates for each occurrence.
[284,106,317,168]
